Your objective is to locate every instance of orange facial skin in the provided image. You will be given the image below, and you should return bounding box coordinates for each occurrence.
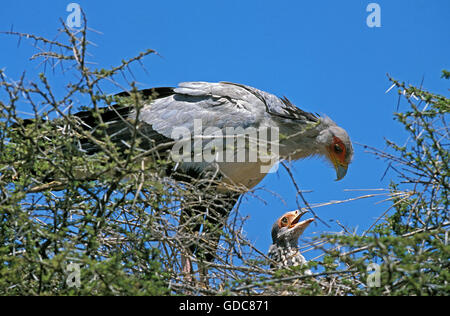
[327,136,350,181]
[330,136,347,166]
[277,210,314,231]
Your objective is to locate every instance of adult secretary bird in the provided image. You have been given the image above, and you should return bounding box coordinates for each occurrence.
[32,81,353,277]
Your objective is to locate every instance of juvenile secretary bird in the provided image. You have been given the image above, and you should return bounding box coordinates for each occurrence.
[33,81,353,277]
[268,210,315,269]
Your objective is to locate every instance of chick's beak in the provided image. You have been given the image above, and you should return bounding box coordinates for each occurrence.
[296,218,314,229]
[289,210,307,228]
[290,211,314,235]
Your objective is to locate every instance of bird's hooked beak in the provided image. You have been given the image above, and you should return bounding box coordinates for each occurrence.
[334,162,348,181]
[289,210,314,236]
[328,149,348,181]
[326,135,351,181]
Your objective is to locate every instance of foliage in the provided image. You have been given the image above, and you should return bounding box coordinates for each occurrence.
[0,20,448,295]
[318,72,449,295]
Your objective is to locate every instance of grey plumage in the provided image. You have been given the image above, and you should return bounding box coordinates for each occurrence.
[81,81,353,188]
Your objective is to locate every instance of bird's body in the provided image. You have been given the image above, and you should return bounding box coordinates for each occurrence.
[268,210,314,269]
[80,81,353,189]
[268,243,308,268]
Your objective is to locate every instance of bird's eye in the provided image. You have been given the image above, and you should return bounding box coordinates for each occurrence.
[334,144,343,153]
[281,217,288,225]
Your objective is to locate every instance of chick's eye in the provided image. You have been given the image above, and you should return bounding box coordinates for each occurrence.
[281,217,288,225]
[334,144,343,153]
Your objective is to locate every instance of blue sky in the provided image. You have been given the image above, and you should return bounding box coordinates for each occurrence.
[1,1,449,261]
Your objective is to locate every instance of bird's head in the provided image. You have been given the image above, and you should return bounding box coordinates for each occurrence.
[316,117,353,181]
[271,210,314,246]
[278,113,353,181]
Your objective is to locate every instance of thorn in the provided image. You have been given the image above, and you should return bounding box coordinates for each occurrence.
[385,83,396,94]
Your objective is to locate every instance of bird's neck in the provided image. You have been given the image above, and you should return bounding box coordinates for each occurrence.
[274,238,299,249]
[276,120,324,160]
